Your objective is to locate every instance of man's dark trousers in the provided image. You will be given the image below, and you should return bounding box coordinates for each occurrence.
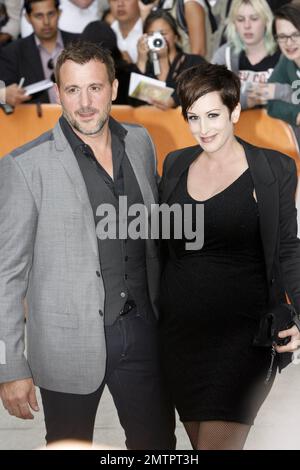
[40,308,176,450]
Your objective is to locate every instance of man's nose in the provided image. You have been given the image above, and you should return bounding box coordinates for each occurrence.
[43,14,50,26]
[79,89,92,107]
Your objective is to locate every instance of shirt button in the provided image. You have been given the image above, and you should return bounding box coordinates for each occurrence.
[99,309,103,316]
[120,292,126,298]
[96,271,101,277]
[124,274,128,280]
[124,256,128,261]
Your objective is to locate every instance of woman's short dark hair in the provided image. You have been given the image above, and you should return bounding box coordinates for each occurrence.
[55,41,115,87]
[24,0,60,15]
[272,3,300,37]
[143,9,180,38]
[177,63,241,121]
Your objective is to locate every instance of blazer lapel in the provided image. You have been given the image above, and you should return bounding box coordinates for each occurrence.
[162,145,201,203]
[124,135,157,256]
[53,122,98,256]
[241,139,278,281]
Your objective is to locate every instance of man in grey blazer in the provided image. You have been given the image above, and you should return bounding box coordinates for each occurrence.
[0,41,175,449]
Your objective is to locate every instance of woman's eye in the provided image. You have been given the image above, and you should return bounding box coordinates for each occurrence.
[187,115,199,121]
[208,113,219,118]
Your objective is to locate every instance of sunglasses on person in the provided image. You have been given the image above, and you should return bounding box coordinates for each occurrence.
[47,58,56,83]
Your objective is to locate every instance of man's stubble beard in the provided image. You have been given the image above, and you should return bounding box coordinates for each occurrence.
[62,102,111,136]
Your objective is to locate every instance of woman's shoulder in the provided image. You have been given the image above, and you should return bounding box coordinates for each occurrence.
[162,145,200,174]
[249,141,297,176]
[263,148,297,174]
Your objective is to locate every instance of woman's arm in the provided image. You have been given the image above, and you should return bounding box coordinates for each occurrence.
[275,157,300,351]
[267,58,299,125]
[278,158,300,309]
[184,1,206,56]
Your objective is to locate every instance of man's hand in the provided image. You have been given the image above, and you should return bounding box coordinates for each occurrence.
[0,378,39,419]
[5,84,31,107]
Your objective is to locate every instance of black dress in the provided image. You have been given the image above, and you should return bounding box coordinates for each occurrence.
[160,167,276,425]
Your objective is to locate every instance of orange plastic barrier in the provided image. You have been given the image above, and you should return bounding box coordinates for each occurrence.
[1,104,299,174]
[234,108,300,172]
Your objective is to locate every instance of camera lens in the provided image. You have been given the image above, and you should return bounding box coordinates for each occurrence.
[153,38,163,48]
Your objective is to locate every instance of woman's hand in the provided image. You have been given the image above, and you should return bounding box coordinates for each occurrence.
[275,324,300,353]
[252,83,276,101]
[136,34,150,72]
[138,0,158,22]
[149,96,176,110]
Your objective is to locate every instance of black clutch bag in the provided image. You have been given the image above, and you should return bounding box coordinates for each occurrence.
[253,303,300,381]
[253,303,297,348]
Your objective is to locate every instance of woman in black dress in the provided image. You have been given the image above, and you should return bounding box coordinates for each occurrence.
[159,62,300,449]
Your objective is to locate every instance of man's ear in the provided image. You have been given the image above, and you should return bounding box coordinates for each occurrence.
[231,103,241,124]
[111,78,119,102]
[54,83,61,105]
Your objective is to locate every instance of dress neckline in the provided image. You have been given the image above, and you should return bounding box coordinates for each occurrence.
[185,168,250,203]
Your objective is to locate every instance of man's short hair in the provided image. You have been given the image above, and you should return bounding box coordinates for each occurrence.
[177,62,241,121]
[55,41,116,87]
[24,0,60,15]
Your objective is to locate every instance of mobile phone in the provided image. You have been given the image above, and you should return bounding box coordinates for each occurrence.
[0,103,14,114]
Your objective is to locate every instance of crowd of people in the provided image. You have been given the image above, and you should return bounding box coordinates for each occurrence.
[0,1,297,115]
[1,0,300,452]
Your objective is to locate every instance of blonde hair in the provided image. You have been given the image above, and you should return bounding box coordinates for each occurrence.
[225,0,277,55]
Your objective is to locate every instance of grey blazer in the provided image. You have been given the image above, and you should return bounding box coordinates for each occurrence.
[0,120,159,394]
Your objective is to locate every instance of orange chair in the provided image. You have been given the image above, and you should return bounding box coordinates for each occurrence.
[234,108,300,172]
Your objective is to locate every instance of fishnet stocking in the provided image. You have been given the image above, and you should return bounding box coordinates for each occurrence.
[184,420,251,450]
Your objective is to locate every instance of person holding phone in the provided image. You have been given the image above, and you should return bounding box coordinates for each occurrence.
[212,0,281,109]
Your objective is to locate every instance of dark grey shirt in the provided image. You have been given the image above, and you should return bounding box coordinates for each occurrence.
[60,116,152,325]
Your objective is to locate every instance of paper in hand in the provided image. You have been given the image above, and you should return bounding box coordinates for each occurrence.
[129,72,174,103]
[24,79,54,96]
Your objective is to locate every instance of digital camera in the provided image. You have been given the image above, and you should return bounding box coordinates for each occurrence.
[147,32,166,52]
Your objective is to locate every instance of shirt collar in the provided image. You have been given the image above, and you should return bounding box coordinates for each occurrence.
[59,115,128,155]
[34,29,64,50]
